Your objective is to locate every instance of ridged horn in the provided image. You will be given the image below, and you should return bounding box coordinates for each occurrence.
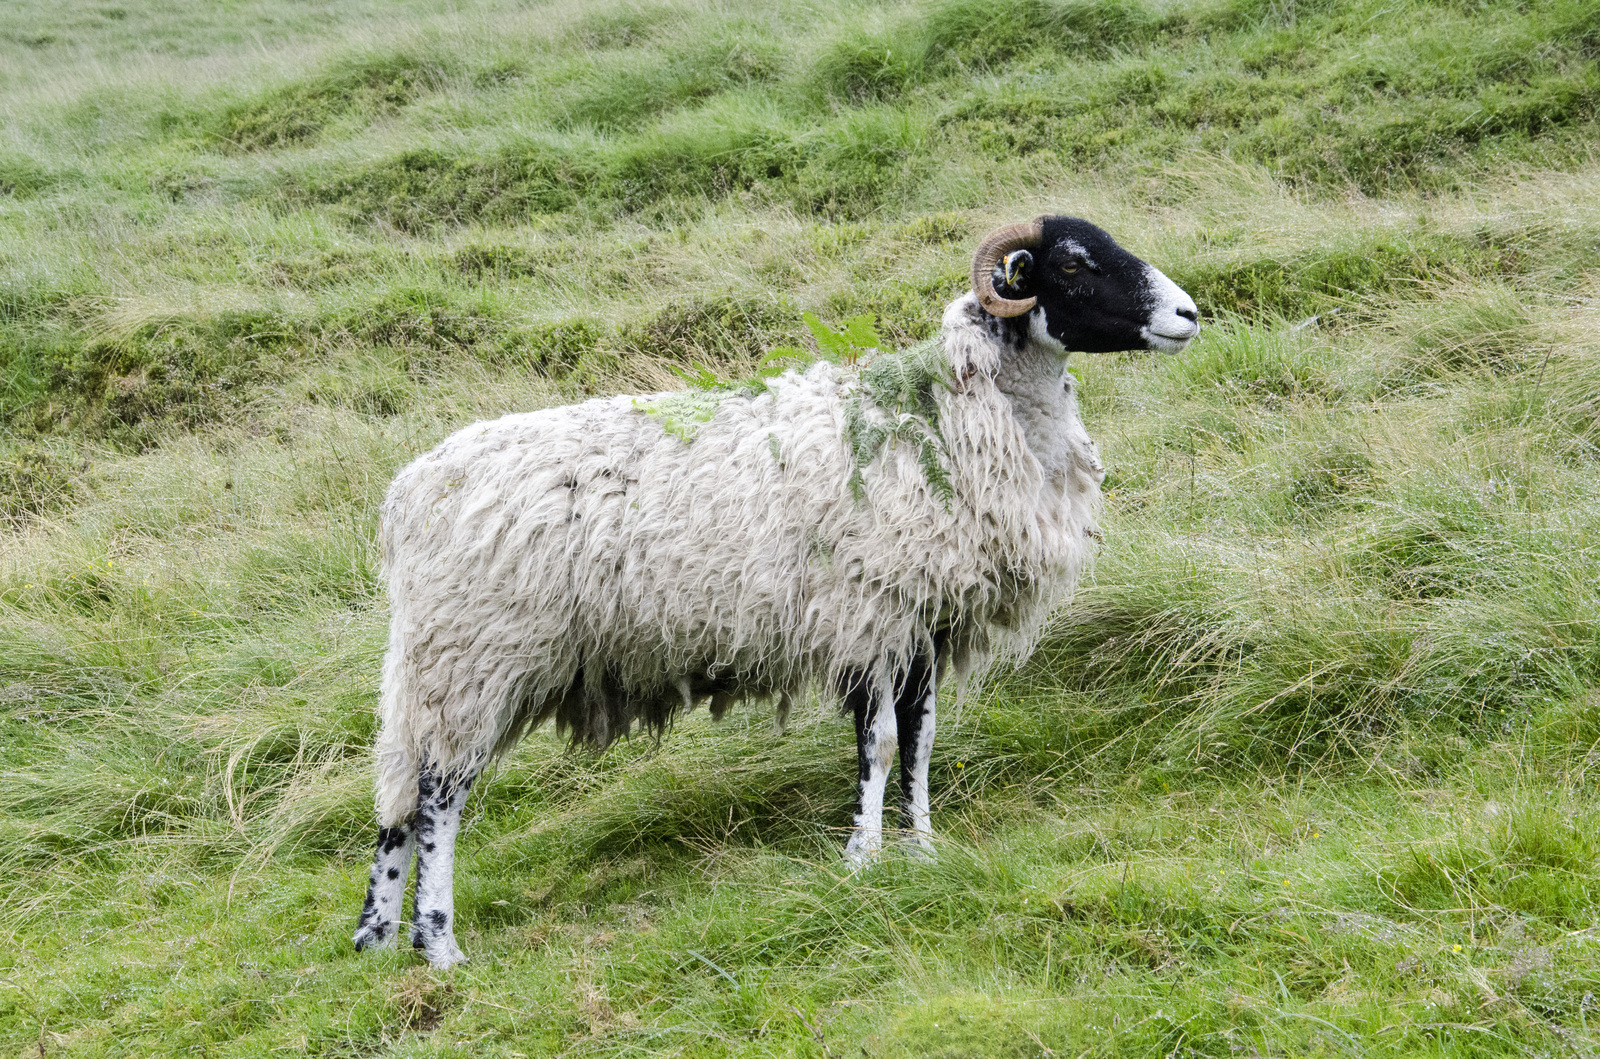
[971,218,1044,318]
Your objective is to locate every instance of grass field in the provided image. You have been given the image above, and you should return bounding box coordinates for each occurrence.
[3,0,1600,1054]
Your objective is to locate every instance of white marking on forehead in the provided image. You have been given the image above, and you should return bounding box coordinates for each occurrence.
[1058,238,1096,269]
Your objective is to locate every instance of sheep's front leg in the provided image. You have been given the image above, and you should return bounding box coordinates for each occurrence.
[844,672,897,866]
[353,822,416,951]
[410,766,475,969]
[895,649,938,857]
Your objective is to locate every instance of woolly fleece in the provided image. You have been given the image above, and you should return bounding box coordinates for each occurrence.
[371,293,1103,824]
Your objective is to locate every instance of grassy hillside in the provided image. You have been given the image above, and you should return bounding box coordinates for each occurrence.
[3,0,1600,1054]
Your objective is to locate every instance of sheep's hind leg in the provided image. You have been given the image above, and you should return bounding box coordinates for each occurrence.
[895,648,938,858]
[844,671,898,867]
[353,822,417,951]
[410,764,476,969]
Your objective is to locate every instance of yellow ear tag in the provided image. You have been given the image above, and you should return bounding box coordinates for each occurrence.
[1003,251,1028,287]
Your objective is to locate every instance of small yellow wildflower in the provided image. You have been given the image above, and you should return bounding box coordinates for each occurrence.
[1452,944,1462,953]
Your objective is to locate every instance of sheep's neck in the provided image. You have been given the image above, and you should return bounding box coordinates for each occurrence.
[991,339,1086,470]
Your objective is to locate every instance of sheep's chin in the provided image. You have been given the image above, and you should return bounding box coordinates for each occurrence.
[1143,330,1194,354]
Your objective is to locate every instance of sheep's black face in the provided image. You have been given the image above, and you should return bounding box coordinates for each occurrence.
[990,217,1199,354]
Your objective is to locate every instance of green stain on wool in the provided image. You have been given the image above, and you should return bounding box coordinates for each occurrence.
[846,335,954,507]
[632,331,954,506]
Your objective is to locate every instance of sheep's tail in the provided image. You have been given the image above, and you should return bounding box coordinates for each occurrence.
[373,737,418,827]
[372,621,420,827]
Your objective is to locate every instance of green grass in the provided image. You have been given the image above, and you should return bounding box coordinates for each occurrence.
[3,0,1600,1054]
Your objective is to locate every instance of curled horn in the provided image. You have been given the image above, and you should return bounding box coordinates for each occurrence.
[971,218,1044,318]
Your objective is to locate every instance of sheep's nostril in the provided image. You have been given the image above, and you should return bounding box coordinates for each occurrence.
[1176,307,1198,323]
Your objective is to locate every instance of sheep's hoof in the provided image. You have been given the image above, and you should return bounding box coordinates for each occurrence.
[411,925,468,969]
[843,832,882,869]
[425,943,468,970]
[352,920,396,952]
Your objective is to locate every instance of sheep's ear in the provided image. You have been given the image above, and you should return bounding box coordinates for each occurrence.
[992,249,1034,296]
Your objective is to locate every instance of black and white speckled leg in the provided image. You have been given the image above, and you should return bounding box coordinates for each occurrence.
[896,648,938,857]
[844,671,898,867]
[353,822,416,951]
[410,766,475,969]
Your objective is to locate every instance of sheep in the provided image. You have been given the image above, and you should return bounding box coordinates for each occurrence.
[352,216,1200,968]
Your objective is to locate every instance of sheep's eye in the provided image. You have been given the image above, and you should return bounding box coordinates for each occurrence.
[1060,264,1080,275]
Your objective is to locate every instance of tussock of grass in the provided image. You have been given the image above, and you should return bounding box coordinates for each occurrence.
[207,50,457,153]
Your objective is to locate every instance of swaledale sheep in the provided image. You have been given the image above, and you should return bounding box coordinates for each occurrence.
[353,217,1199,968]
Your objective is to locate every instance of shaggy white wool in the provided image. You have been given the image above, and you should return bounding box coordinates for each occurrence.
[371,292,1104,824]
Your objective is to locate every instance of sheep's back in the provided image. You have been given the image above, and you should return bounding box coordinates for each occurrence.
[380,379,877,701]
